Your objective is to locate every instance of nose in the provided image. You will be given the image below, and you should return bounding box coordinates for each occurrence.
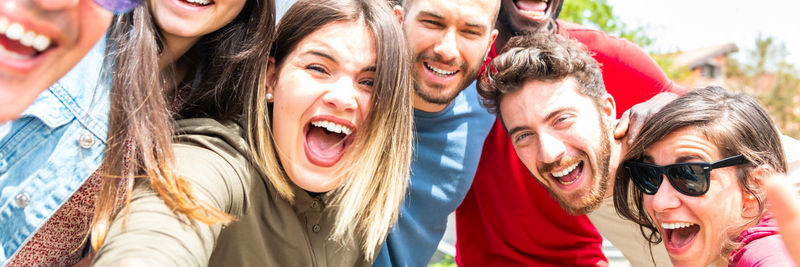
[322,78,359,112]
[537,132,566,164]
[649,176,681,213]
[32,0,80,10]
[432,28,459,63]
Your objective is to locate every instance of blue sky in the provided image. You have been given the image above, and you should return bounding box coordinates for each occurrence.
[607,0,800,70]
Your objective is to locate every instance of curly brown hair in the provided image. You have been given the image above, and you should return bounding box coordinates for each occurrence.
[477,32,605,116]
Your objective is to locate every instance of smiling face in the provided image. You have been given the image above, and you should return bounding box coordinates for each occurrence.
[401,0,498,112]
[501,77,615,215]
[498,0,562,34]
[0,0,112,122]
[149,0,245,45]
[268,20,375,193]
[642,127,751,267]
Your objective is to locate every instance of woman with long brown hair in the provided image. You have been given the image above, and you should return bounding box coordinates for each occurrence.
[89,0,275,257]
[93,0,413,265]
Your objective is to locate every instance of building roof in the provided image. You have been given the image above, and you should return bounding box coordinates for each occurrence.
[670,43,738,69]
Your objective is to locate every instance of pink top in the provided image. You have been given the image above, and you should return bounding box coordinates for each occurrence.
[729,214,795,267]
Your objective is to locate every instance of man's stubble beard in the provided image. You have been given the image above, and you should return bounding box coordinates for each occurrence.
[544,114,612,215]
[412,51,483,106]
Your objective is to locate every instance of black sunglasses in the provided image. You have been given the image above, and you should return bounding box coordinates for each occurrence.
[623,155,750,196]
[94,0,143,14]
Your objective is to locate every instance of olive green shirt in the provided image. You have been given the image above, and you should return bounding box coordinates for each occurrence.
[93,118,369,266]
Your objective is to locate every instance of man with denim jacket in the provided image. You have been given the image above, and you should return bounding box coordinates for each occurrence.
[0,0,138,264]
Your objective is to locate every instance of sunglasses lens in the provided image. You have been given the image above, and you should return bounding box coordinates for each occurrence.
[667,165,708,196]
[94,0,143,13]
[628,164,661,194]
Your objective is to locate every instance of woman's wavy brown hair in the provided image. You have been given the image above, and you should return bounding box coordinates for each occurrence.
[90,0,275,249]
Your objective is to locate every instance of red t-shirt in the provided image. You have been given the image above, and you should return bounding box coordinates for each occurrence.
[455,20,684,266]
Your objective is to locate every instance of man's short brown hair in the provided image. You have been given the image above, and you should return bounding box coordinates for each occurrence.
[477,32,605,114]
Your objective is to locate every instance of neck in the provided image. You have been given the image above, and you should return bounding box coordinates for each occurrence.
[159,32,200,72]
[604,136,624,199]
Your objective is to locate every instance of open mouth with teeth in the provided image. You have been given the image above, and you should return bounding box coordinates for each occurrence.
[179,0,214,7]
[0,16,55,62]
[304,119,355,167]
[513,0,551,21]
[661,222,700,251]
[424,62,458,78]
[549,160,584,188]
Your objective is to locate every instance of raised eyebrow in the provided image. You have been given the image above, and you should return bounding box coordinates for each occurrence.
[675,155,704,163]
[305,50,336,63]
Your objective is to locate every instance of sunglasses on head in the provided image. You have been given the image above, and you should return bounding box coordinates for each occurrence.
[623,154,750,197]
[94,0,143,14]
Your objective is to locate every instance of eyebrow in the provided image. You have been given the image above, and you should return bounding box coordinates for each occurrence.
[418,11,488,33]
[362,66,376,72]
[544,107,573,123]
[507,125,531,137]
[418,11,444,20]
[306,50,336,63]
[640,154,704,164]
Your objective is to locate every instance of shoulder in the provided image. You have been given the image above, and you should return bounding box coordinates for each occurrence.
[173,118,259,216]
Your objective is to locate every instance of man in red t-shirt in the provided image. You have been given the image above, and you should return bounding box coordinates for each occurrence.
[455,0,684,265]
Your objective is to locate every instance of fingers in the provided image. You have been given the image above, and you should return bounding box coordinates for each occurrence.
[766,176,800,264]
[614,110,630,140]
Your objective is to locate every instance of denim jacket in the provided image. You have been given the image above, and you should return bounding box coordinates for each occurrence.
[0,37,109,265]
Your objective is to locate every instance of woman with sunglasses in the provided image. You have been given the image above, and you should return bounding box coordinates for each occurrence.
[614,86,793,266]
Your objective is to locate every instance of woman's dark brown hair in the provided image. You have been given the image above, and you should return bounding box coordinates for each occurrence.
[91,0,275,249]
[613,85,787,260]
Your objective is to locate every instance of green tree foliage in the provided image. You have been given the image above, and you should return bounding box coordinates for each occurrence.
[559,0,653,48]
[728,34,800,137]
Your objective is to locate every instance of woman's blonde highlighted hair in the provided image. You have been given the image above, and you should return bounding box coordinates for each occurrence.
[244,0,413,260]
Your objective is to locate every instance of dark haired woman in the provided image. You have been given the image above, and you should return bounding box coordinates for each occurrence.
[614,86,794,267]
[88,0,274,257]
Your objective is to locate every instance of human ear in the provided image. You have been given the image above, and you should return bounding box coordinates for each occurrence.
[265,57,277,101]
[600,93,616,127]
[742,165,774,217]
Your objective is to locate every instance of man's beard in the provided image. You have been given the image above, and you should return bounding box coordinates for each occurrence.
[413,51,480,105]
[542,115,612,215]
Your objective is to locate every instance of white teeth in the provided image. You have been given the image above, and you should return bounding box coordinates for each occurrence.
[661,222,695,230]
[0,17,8,34]
[32,35,50,52]
[184,0,212,5]
[425,63,457,77]
[6,23,23,40]
[20,31,35,46]
[311,120,353,136]
[552,161,580,178]
[0,17,53,53]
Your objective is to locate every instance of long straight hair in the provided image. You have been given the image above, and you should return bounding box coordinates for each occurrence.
[91,0,275,249]
[244,0,413,260]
